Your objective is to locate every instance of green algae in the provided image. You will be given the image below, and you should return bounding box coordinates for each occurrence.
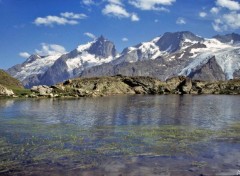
[1,122,240,174]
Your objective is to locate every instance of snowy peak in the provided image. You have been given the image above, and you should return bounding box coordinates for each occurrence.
[23,54,42,64]
[155,31,203,53]
[87,35,117,58]
[213,33,240,44]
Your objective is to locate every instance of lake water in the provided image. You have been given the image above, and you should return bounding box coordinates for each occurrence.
[0,95,240,175]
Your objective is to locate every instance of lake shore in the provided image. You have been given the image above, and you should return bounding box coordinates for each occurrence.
[1,75,240,98]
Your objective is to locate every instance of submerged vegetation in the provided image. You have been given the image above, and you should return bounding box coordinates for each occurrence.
[1,120,240,174]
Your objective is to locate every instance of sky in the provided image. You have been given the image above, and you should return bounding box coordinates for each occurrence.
[1,0,240,69]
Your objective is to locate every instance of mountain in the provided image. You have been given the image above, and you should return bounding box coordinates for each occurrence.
[213,33,240,44]
[82,31,240,81]
[8,36,117,88]
[7,31,240,88]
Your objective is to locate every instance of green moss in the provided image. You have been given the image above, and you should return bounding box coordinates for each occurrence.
[191,161,207,168]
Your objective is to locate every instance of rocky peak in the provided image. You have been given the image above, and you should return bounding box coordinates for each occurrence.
[155,31,203,53]
[87,35,117,58]
[213,33,240,44]
[23,54,42,64]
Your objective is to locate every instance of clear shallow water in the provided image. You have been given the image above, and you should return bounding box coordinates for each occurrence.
[0,95,240,175]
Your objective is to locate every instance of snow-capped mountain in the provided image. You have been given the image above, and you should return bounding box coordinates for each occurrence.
[113,31,203,65]
[8,36,117,88]
[7,31,240,88]
[81,31,240,81]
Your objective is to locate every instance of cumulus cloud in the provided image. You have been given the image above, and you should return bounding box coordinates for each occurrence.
[102,4,129,18]
[34,12,87,27]
[216,0,240,11]
[210,0,240,32]
[212,12,240,31]
[102,3,140,21]
[176,17,186,25]
[35,43,67,56]
[199,12,207,18]
[60,12,87,19]
[82,0,94,5]
[84,32,96,39]
[131,13,140,21]
[210,7,220,14]
[19,52,31,59]
[129,0,175,11]
[122,37,129,42]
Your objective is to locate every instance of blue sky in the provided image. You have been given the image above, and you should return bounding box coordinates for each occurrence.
[1,0,240,69]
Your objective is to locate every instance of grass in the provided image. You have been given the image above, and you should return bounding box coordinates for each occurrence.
[0,70,23,89]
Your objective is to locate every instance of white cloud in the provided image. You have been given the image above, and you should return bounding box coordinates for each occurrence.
[176,17,186,25]
[84,32,96,39]
[131,13,140,21]
[35,43,67,56]
[102,4,130,18]
[34,12,87,27]
[19,52,31,59]
[34,16,78,26]
[223,12,240,29]
[199,12,207,18]
[216,0,240,11]
[108,0,122,5]
[154,19,159,23]
[210,7,220,14]
[102,3,139,21]
[212,12,240,31]
[60,12,87,19]
[122,37,129,42]
[129,0,175,10]
[82,0,94,5]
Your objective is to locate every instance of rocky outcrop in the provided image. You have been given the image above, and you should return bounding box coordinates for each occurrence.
[48,76,240,97]
[188,56,226,81]
[31,85,53,96]
[2,75,240,98]
[165,76,192,94]
[0,84,14,96]
[52,76,164,97]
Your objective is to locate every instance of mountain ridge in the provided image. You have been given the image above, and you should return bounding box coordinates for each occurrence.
[7,31,240,88]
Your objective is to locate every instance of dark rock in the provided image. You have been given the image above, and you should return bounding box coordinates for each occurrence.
[156,31,203,53]
[188,56,226,81]
[87,35,117,58]
[213,33,240,44]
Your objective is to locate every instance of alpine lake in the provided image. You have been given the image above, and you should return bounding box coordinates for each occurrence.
[0,95,240,176]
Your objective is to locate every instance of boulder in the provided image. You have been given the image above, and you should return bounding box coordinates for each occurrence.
[0,84,14,96]
[31,85,53,96]
[166,76,192,94]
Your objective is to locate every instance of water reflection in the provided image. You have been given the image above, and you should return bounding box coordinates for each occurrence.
[1,95,240,129]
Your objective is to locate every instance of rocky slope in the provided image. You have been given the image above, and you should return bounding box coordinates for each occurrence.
[28,76,240,98]
[7,31,240,88]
